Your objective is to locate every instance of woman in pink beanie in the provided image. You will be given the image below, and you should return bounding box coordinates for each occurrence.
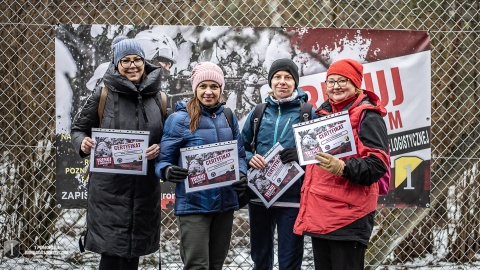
[294,59,390,270]
[155,62,248,270]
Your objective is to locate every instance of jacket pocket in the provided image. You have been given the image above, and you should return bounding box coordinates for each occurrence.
[309,183,369,208]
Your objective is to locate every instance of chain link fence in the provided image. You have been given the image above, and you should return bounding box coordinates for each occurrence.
[1,0,479,269]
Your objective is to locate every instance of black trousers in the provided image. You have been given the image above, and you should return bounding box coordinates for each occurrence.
[177,210,234,270]
[311,238,366,270]
[99,254,140,270]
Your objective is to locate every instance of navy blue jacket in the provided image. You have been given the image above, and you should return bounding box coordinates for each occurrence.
[155,100,248,215]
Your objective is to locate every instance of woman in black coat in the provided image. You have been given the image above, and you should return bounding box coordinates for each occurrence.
[71,36,164,270]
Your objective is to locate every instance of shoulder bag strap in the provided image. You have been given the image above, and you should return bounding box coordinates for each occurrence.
[300,102,313,122]
[160,91,167,119]
[97,86,108,127]
[154,91,168,122]
[223,107,234,135]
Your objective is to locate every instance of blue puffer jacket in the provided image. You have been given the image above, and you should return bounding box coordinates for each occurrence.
[155,100,248,215]
[241,88,316,205]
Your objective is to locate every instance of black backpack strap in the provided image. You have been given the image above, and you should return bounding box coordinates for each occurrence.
[300,103,313,122]
[251,103,267,153]
[223,107,235,135]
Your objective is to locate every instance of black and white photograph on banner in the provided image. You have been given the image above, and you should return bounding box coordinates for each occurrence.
[56,25,431,209]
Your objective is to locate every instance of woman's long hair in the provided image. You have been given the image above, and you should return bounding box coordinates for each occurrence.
[186,98,202,133]
[186,93,225,133]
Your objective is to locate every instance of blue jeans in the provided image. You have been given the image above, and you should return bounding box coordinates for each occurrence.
[248,203,304,270]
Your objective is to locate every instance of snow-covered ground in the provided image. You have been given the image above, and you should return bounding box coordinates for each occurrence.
[2,208,480,269]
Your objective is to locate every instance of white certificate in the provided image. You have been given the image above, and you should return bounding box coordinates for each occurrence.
[90,128,149,175]
[247,142,304,208]
[292,111,357,165]
[180,140,239,193]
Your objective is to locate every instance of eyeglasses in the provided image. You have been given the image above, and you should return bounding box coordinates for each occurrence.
[119,58,144,68]
[326,78,349,88]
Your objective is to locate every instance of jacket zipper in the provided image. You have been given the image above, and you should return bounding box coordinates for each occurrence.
[273,106,281,145]
[136,94,141,130]
[279,117,291,139]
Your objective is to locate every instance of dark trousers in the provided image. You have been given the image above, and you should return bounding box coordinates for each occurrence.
[248,203,304,270]
[311,238,366,270]
[99,254,139,270]
[177,210,234,270]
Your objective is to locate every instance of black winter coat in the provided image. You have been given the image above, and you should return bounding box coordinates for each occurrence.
[71,62,164,257]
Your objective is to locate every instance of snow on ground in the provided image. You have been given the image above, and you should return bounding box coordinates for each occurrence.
[1,208,480,269]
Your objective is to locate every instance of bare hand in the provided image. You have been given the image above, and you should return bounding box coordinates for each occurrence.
[249,154,266,169]
[146,144,160,160]
[81,137,95,154]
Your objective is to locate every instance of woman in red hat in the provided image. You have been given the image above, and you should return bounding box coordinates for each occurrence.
[293,59,390,270]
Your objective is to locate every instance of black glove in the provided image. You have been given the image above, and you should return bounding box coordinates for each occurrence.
[232,172,248,195]
[233,172,251,209]
[278,148,299,164]
[163,165,189,183]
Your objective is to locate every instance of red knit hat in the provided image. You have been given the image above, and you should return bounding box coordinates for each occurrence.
[191,62,225,93]
[326,59,363,89]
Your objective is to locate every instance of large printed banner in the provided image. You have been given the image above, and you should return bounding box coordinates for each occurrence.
[56,25,431,208]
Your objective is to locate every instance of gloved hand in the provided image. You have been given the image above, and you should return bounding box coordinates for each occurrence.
[315,152,345,176]
[232,172,248,196]
[233,172,251,208]
[278,148,299,164]
[163,165,189,183]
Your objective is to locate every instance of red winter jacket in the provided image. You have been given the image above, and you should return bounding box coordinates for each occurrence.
[294,91,389,236]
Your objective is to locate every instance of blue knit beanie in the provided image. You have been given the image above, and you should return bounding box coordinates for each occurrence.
[112,36,145,66]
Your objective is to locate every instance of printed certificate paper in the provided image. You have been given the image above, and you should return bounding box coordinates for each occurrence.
[180,140,239,193]
[90,128,149,175]
[247,143,304,208]
[292,111,357,165]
